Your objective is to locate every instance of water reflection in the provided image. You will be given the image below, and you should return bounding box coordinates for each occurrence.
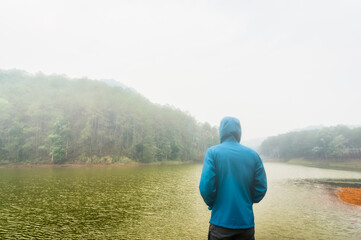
[0,163,360,239]
[255,163,361,240]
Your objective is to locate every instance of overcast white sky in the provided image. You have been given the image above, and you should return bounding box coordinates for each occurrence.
[1,0,360,141]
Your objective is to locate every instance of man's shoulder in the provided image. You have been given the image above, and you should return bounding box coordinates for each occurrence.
[239,144,259,154]
[207,143,259,158]
[208,143,260,157]
[206,144,221,153]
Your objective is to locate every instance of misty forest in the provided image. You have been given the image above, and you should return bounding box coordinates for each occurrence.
[260,126,361,162]
[0,69,218,164]
[1,69,361,165]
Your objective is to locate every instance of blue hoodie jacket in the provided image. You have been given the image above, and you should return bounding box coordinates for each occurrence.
[199,117,267,229]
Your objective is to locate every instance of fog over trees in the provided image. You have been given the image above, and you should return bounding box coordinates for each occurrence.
[1,69,360,165]
[260,126,361,162]
[0,69,218,164]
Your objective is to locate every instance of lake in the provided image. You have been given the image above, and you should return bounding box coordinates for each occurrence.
[0,163,360,239]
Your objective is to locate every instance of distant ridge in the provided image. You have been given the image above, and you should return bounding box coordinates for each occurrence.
[95,79,128,89]
[291,125,325,132]
[0,68,219,164]
[291,124,361,133]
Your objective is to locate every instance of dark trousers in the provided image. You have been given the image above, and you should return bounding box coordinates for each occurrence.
[208,223,255,240]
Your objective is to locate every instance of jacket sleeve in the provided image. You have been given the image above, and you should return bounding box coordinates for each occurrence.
[252,155,267,203]
[199,149,217,209]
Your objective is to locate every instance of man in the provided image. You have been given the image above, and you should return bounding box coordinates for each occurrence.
[199,117,267,240]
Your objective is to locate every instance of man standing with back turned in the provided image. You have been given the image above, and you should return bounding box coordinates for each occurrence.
[199,117,267,240]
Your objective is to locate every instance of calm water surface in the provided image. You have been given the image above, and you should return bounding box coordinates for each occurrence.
[0,163,360,239]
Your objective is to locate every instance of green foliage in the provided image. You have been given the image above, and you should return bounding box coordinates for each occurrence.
[0,69,218,164]
[49,120,69,164]
[260,126,361,162]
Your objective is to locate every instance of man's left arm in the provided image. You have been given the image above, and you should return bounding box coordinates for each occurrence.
[199,149,217,209]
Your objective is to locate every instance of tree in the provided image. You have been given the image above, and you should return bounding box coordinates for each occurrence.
[49,120,69,164]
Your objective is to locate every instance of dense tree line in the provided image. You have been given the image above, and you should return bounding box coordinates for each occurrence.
[0,69,218,164]
[260,126,361,162]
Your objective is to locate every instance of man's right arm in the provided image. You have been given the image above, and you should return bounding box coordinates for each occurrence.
[199,149,217,209]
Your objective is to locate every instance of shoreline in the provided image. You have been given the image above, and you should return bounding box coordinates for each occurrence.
[0,161,196,169]
[263,158,361,172]
[337,188,361,206]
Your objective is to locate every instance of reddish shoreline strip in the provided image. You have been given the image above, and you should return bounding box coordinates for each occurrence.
[337,188,361,206]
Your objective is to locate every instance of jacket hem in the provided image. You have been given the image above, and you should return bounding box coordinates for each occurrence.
[209,220,255,230]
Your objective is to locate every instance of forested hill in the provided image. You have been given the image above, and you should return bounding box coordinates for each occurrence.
[259,126,361,162]
[0,69,218,164]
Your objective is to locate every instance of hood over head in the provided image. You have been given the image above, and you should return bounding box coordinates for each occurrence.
[219,117,242,143]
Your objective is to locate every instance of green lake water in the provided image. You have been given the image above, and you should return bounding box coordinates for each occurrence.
[0,163,360,239]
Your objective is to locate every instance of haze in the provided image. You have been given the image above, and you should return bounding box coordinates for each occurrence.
[1,0,360,141]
